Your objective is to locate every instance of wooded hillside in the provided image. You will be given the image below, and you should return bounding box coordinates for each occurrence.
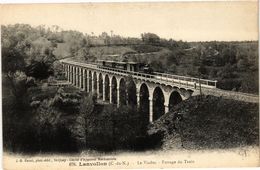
[2,24,258,94]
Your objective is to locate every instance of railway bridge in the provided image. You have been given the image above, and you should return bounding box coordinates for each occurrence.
[60,59,218,122]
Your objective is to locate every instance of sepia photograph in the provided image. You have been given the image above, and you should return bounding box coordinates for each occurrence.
[1,1,259,169]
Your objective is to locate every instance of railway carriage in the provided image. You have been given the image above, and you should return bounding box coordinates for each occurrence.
[97,60,153,74]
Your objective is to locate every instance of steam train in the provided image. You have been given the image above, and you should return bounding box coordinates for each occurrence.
[97,60,154,74]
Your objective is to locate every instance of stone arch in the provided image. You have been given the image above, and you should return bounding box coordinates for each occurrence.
[111,76,118,104]
[70,66,74,84]
[80,68,84,89]
[73,66,76,85]
[70,65,72,83]
[77,67,80,87]
[83,69,87,91]
[119,78,127,106]
[70,65,73,83]
[66,65,68,80]
[186,89,194,98]
[74,67,77,85]
[139,83,149,124]
[168,90,183,111]
[98,73,103,99]
[152,86,165,121]
[76,67,78,87]
[182,89,193,99]
[176,88,186,100]
[93,72,98,93]
[67,65,70,77]
[68,65,71,82]
[89,70,92,92]
[126,78,137,107]
[104,74,110,101]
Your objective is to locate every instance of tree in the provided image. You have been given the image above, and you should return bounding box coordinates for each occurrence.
[75,47,96,61]
[141,32,160,44]
[150,60,163,72]
[168,63,177,73]
[5,71,35,108]
[61,30,85,56]
[80,92,95,117]
[237,58,249,71]
[1,25,27,73]
[198,65,207,75]
[2,25,57,80]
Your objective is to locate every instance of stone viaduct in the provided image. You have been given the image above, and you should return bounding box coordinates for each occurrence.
[60,59,218,122]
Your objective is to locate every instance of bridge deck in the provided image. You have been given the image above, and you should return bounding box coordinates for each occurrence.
[61,59,259,103]
[61,59,217,89]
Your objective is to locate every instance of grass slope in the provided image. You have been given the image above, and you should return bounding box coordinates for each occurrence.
[148,95,259,150]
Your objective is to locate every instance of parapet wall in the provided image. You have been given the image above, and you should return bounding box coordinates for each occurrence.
[194,88,259,103]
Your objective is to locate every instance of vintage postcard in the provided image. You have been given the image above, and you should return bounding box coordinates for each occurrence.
[0,1,259,169]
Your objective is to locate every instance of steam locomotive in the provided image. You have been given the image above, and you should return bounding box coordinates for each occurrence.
[97,60,154,74]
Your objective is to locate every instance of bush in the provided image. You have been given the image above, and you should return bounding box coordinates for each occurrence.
[47,88,81,114]
[32,96,84,152]
[85,104,150,151]
[130,44,161,53]
[218,78,242,91]
[3,83,86,153]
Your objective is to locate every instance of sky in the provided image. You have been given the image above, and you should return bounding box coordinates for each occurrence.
[0,2,258,41]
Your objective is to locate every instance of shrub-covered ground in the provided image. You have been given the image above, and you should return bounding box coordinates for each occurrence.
[2,81,84,154]
[3,79,259,154]
[2,68,259,154]
[3,81,159,154]
[148,95,259,151]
